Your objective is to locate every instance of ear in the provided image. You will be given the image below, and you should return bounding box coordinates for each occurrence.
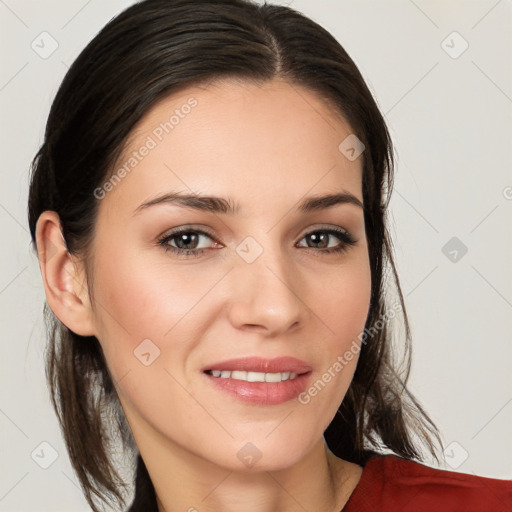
[35,211,96,337]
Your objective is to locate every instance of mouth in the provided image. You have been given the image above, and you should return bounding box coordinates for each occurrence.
[201,356,313,375]
[201,357,313,405]
[204,369,306,382]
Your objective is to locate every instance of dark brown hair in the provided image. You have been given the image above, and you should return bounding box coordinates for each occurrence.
[27,0,442,510]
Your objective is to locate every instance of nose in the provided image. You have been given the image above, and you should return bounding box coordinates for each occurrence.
[226,242,305,336]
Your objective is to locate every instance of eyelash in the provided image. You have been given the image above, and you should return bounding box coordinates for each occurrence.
[157,226,357,258]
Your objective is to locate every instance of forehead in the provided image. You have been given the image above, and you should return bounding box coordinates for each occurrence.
[102,78,364,215]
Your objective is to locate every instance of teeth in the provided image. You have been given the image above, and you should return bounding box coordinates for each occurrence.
[208,370,298,382]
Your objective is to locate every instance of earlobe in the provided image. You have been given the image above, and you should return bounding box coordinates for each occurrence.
[35,211,96,337]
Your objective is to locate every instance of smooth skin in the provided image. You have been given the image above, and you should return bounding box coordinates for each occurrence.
[36,78,370,512]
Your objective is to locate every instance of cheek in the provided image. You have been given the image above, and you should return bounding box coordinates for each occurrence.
[90,247,227,382]
[317,255,372,343]
[89,250,207,432]
[316,256,371,388]
[92,246,211,336]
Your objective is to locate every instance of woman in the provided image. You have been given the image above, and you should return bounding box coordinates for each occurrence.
[27,0,512,511]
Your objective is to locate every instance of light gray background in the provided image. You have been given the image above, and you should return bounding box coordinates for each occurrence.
[1,0,511,510]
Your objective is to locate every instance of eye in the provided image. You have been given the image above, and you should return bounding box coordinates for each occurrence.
[296,227,356,254]
[157,226,357,258]
[158,228,221,257]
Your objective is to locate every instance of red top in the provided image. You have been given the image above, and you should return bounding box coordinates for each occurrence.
[342,454,512,512]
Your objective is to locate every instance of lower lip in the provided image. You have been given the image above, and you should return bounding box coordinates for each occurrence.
[204,371,312,405]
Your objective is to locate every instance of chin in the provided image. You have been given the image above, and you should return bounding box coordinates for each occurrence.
[207,434,317,474]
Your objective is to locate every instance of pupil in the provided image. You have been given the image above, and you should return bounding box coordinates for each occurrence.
[310,232,328,248]
[177,232,198,249]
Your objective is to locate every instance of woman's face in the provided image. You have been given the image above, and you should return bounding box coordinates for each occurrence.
[87,78,371,471]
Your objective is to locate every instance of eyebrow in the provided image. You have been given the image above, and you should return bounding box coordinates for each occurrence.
[133,191,363,216]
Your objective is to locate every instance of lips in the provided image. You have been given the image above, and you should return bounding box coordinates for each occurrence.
[202,356,313,375]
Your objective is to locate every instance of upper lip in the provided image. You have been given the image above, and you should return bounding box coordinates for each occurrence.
[202,356,313,374]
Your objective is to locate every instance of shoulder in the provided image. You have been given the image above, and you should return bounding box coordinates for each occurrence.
[343,454,512,512]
